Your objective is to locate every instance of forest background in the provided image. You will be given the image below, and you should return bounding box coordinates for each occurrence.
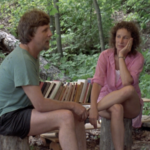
[0,0,150,115]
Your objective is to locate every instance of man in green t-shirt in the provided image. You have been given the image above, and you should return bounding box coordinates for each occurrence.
[0,9,88,150]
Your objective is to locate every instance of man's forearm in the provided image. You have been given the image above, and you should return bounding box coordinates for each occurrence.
[35,98,75,112]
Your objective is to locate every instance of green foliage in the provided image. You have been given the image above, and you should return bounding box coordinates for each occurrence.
[139,50,150,115]
[0,0,47,36]
[41,50,99,81]
[58,0,118,54]
[140,74,150,98]
[0,25,4,29]
[0,52,5,65]
[122,0,150,30]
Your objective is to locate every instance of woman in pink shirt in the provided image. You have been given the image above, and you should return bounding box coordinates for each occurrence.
[89,21,144,150]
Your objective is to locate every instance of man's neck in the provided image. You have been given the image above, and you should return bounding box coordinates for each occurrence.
[20,43,39,59]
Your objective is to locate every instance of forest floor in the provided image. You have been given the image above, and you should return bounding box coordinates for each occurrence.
[87,127,150,150]
[29,127,150,150]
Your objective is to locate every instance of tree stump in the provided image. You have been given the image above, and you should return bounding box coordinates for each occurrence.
[0,135,30,150]
[100,117,132,150]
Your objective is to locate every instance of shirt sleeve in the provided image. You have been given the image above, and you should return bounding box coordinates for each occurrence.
[14,57,39,87]
[91,51,107,87]
[128,53,144,85]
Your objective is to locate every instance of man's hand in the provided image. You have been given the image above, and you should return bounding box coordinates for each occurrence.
[72,102,88,121]
[89,108,98,129]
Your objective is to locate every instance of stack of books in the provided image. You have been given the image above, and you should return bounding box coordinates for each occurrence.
[40,79,92,104]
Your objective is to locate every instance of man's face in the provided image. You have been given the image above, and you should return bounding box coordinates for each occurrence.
[32,24,52,51]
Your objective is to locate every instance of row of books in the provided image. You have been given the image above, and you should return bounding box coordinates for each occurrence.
[40,79,92,104]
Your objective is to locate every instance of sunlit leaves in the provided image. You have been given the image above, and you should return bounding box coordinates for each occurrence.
[122,0,150,30]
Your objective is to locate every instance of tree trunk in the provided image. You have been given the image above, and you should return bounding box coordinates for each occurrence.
[50,15,55,49]
[0,135,30,150]
[47,1,55,49]
[53,0,63,57]
[100,117,132,150]
[93,0,104,52]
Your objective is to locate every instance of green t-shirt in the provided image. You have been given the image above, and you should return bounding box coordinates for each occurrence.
[0,46,40,116]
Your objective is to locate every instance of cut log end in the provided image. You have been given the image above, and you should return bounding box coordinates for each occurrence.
[0,135,30,150]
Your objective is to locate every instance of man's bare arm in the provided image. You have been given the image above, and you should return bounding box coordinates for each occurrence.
[22,85,88,120]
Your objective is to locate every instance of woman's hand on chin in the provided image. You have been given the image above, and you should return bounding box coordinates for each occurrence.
[119,38,133,57]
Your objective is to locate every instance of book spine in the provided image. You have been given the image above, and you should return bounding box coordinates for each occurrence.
[79,80,88,103]
[48,83,56,98]
[54,85,63,100]
[50,82,62,99]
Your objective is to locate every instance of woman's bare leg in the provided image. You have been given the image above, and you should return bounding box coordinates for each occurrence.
[99,105,124,150]
[108,104,124,150]
[98,110,111,119]
[97,85,141,150]
[97,85,141,118]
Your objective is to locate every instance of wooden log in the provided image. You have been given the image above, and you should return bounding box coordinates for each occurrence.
[143,98,150,102]
[49,142,61,150]
[0,135,30,150]
[100,117,132,150]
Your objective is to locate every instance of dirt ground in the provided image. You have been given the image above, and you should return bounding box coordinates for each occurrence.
[29,128,150,150]
[87,128,150,150]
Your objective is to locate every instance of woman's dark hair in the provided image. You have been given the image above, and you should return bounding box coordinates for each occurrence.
[17,9,50,44]
[109,21,141,55]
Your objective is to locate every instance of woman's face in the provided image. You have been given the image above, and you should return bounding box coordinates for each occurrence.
[115,28,131,53]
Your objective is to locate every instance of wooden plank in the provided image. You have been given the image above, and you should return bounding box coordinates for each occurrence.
[45,137,59,143]
[143,98,150,102]
[85,122,101,130]
[142,115,150,123]
[40,121,101,141]
[41,132,58,138]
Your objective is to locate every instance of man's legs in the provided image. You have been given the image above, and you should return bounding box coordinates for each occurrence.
[28,109,79,150]
[74,117,87,150]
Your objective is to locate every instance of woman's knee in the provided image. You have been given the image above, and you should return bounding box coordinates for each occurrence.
[109,104,124,117]
[99,110,111,119]
[122,85,136,98]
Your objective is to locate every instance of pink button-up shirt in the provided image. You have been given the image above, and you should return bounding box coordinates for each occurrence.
[92,48,144,128]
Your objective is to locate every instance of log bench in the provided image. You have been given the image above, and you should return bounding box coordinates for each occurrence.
[0,135,30,150]
[100,117,132,150]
